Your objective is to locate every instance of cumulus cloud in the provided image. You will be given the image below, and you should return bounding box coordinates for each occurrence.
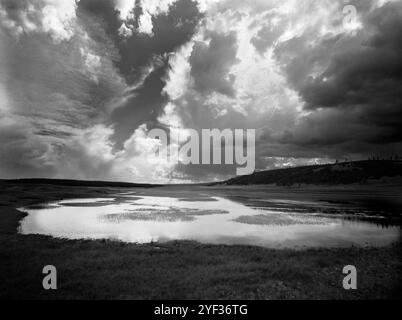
[41,124,179,183]
[116,0,187,36]
[0,0,77,41]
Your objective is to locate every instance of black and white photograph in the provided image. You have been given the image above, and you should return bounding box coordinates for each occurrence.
[0,0,401,306]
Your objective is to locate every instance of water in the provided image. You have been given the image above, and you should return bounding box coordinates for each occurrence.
[18,193,401,249]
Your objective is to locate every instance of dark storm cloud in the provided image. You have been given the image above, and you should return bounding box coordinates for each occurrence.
[77,0,121,38]
[299,5,402,111]
[190,31,239,97]
[272,1,402,157]
[110,58,169,147]
[114,0,203,144]
[79,0,203,81]
[78,0,204,145]
[117,0,203,79]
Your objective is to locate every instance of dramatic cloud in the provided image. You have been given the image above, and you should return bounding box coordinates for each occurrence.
[270,0,402,158]
[1,0,401,182]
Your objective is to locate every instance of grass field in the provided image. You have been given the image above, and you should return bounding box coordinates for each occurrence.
[0,182,401,299]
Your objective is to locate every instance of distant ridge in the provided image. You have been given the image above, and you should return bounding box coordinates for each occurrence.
[2,160,402,188]
[220,160,402,186]
[0,178,161,188]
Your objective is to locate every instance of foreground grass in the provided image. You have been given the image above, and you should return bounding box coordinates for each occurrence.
[0,182,401,299]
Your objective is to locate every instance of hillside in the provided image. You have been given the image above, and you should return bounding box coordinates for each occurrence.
[221,160,402,186]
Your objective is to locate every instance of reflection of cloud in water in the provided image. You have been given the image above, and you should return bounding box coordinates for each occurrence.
[19,194,401,249]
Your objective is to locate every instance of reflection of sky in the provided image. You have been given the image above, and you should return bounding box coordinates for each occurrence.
[19,194,401,249]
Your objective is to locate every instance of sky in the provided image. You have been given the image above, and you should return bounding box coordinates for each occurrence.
[0,0,401,183]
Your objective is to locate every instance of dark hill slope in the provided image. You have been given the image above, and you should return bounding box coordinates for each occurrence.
[222,160,402,186]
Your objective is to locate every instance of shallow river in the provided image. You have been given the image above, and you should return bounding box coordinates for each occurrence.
[19,193,401,249]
